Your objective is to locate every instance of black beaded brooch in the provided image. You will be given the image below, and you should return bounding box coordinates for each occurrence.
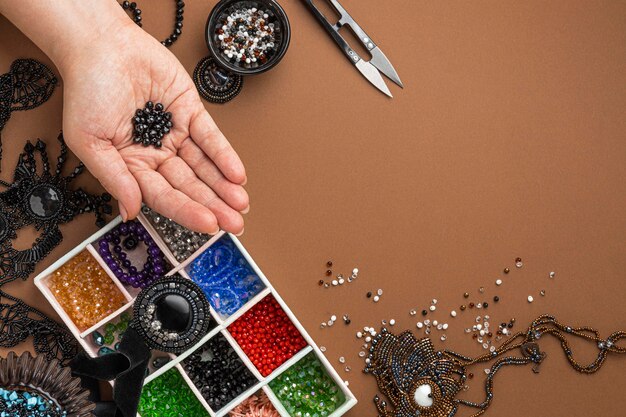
[0,133,112,285]
[132,275,214,353]
[132,101,173,148]
[193,56,243,104]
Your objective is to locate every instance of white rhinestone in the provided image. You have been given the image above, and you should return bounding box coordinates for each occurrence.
[528,295,534,303]
[373,296,380,302]
[410,309,417,316]
[327,320,334,326]
[377,289,383,296]
[338,278,345,284]
[320,346,327,352]
[482,343,489,349]
[353,268,359,274]
[356,332,363,338]
[480,330,485,336]
[440,335,447,341]
[424,320,431,325]
[549,271,556,278]
[476,303,482,309]
[484,369,491,374]
[516,261,523,268]
[432,299,438,305]
[477,324,483,330]
[496,279,502,286]
[417,322,424,329]
[339,357,345,363]
[359,351,366,357]
[465,328,471,333]
[490,346,496,352]
[332,280,338,286]
[331,315,337,322]
[390,319,396,326]
[437,324,443,330]
[365,337,371,342]
[451,310,457,317]
[443,323,449,330]
[429,305,436,311]
[433,320,438,326]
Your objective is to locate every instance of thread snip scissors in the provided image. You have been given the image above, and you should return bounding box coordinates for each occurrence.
[301,0,403,97]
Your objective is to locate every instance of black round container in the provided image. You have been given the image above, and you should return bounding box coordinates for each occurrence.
[206,0,291,75]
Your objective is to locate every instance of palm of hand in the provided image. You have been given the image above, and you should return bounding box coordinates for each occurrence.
[62,28,248,234]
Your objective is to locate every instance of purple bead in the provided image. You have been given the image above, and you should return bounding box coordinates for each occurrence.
[99,240,109,250]
[128,222,137,233]
[153,264,164,275]
[129,266,138,274]
[148,246,161,257]
[122,259,131,268]
[113,245,122,253]
[112,236,121,245]
[118,252,127,260]
[119,223,129,234]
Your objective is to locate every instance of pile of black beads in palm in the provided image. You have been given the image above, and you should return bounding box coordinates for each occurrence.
[181,334,257,411]
[132,101,173,148]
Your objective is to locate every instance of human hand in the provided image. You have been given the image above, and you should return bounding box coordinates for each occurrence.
[56,15,248,235]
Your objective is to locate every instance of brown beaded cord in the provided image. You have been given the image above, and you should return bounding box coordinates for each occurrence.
[365,314,626,417]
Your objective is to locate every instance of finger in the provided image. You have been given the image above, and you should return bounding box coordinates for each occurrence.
[68,134,141,221]
[178,139,249,212]
[189,109,247,185]
[133,168,219,234]
[158,157,244,234]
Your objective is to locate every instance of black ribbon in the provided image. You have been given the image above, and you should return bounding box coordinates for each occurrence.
[70,327,151,417]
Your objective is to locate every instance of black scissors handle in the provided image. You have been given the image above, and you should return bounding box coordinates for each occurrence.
[326,0,377,52]
[300,0,362,65]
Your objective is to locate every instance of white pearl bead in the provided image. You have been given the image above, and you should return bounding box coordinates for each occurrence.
[413,384,434,407]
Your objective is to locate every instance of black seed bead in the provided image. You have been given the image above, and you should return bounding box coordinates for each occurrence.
[422,310,428,316]
[122,1,130,9]
[493,296,500,302]
[155,103,164,111]
[130,2,137,10]
[182,335,256,411]
[366,292,372,298]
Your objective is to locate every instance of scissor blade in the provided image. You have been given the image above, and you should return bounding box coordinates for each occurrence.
[355,60,392,97]
[370,47,403,88]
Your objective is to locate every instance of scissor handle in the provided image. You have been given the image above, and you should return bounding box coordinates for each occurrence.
[300,0,362,64]
[326,0,377,51]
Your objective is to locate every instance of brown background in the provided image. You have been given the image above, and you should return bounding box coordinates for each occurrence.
[1,1,626,416]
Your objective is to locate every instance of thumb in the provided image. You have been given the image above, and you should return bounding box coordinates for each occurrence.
[68,134,142,221]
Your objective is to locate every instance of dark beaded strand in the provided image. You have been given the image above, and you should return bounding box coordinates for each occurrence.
[120,0,184,46]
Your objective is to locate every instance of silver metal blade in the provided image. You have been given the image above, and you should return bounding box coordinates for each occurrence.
[370,47,403,88]
[355,60,392,98]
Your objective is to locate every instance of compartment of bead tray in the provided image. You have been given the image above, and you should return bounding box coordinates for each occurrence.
[34,215,356,417]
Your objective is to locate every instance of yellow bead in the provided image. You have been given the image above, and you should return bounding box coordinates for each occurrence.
[48,251,126,331]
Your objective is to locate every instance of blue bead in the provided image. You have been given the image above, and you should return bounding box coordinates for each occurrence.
[187,235,265,317]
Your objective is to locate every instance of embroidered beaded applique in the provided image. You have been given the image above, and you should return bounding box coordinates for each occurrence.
[193,56,243,104]
[0,133,111,363]
[132,275,215,353]
[365,315,626,417]
[0,289,78,364]
[0,59,58,164]
[0,133,112,285]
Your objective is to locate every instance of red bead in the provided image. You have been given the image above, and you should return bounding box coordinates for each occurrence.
[228,295,307,377]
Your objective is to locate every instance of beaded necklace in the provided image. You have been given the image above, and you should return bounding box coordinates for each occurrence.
[365,314,626,417]
[119,0,185,47]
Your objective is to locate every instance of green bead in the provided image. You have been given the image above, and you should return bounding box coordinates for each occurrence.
[138,368,209,417]
[92,331,105,346]
[269,353,344,416]
[117,320,129,333]
[105,323,116,334]
[103,333,115,345]
[120,312,131,323]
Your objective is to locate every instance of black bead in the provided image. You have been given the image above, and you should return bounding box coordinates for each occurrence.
[122,1,130,9]
[130,2,137,10]
[422,310,428,316]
